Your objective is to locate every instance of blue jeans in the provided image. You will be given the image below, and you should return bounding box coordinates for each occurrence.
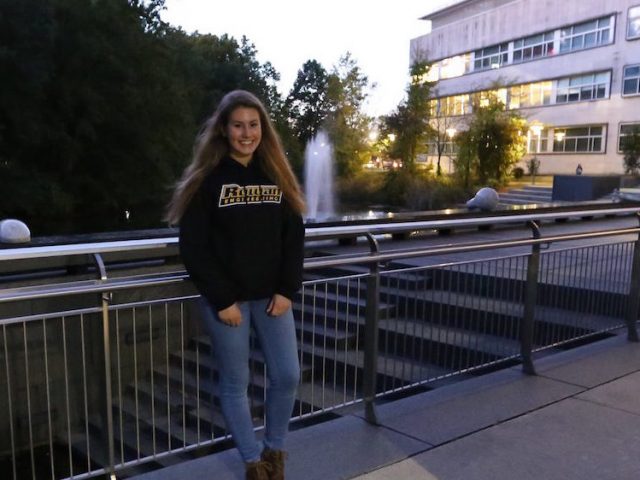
[198,298,300,463]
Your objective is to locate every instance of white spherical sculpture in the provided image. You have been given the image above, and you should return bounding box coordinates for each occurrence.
[466,187,499,211]
[0,219,31,244]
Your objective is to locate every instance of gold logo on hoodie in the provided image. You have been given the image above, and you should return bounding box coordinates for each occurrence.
[219,184,282,207]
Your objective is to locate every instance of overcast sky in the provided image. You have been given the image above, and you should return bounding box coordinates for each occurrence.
[161,0,458,117]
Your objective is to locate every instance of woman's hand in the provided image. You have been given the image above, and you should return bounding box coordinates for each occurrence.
[266,294,291,317]
[218,303,242,326]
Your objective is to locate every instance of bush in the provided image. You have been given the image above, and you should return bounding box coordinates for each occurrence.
[337,169,474,212]
[336,171,387,209]
[512,167,524,179]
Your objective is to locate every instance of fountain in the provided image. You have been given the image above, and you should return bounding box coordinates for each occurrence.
[304,130,336,222]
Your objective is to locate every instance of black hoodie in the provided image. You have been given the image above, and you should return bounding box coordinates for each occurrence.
[179,156,305,311]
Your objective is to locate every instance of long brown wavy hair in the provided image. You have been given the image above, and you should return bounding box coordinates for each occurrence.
[165,90,305,225]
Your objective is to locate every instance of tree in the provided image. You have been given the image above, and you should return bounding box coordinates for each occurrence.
[381,60,435,171]
[455,90,527,185]
[324,53,373,178]
[622,125,640,175]
[0,0,290,233]
[430,106,456,176]
[285,60,330,146]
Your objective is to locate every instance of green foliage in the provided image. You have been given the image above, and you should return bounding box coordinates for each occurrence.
[337,169,469,212]
[324,53,373,178]
[0,0,291,234]
[336,171,388,209]
[512,167,525,179]
[454,92,527,187]
[381,60,435,170]
[622,126,640,175]
[285,60,330,146]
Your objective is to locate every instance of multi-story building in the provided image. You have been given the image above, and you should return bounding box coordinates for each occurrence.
[411,0,640,174]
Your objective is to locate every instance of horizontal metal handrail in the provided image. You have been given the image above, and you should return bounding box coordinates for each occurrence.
[1,206,638,262]
[1,225,639,304]
[304,206,640,240]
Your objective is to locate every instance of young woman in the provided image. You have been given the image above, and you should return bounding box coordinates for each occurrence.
[165,90,305,480]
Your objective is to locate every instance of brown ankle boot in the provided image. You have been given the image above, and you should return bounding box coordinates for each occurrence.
[261,448,287,480]
[246,459,271,480]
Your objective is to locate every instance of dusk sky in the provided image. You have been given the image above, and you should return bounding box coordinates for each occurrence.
[161,0,458,116]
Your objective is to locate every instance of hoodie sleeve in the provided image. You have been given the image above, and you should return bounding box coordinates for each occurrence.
[276,202,305,301]
[179,181,239,311]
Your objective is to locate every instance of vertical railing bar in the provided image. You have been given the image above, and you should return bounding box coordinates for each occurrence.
[80,314,91,473]
[93,251,116,479]
[575,247,586,333]
[402,274,410,388]
[195,301,201,444]
[504,257,514,356]
[310,284,317,410]
[4,324,17,480]
[352,279,360,403]
[43,319,55,479]
[321,281,329,411]
[586,245,597,325]
[419,268,428,380]
[340,281,347,405]
[346,280,353,403]
[62,317,73,478]
[547,250,558,346]
[363,233,380,424]
[165,303,172,449]
[521,221,540,375]
[115,309,124,465]
[22,322,36,480]
[617,242,625,314]
[298,286,305,418]
[411,272,419,385]
[133,307,140,458]
[149,305,156,455]
[333,279,339,407]
[618,242,628,317]
[180,302,186,447]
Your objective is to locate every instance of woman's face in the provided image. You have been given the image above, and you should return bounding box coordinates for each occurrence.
[225,106,262,165]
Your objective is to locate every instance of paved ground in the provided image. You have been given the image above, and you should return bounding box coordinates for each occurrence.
[130,329,640,480]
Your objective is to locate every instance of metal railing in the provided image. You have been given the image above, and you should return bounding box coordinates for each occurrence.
[1,207,639,479]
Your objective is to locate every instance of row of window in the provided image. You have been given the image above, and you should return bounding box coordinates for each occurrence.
[427,14,618,81]
[431,70,612,116]
[528,124,640,154]
[426,123,640,156]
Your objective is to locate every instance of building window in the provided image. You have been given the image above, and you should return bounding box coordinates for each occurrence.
[473,43,508,71]
[509,81,553,108]
[623,65,640,95]
[618,123,640,151]
[556,72,610,103]
[559,16,612,53]
[553,126,605,153]
[439,95,470,116]
[628,6,640,39]
[527,128,548,153]
[513,31,555,62]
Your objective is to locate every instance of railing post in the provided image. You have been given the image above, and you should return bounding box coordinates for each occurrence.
[93,253,117,479]
[624,213,640,342]
[363,233,380,425]
[521,221,540,375]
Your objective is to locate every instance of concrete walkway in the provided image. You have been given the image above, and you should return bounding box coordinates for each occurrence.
[131,329,640,480]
